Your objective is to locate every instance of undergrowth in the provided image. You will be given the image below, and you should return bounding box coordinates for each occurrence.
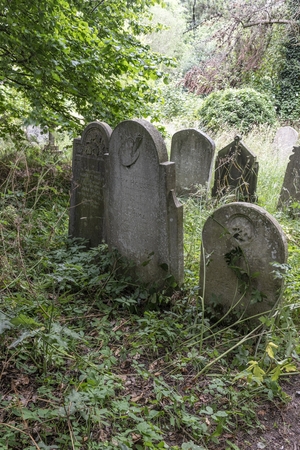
[0,135,299,450]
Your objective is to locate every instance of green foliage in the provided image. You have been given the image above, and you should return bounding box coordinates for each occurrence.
[177,0,299,110]
[276,0,300,122]
[144,0,188,61]
[198,88,277,133]
[157,81,203,121]
[0,0,169,136]
[0,132,300,449]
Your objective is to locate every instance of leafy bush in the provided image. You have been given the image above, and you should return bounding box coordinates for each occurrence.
[198,88,277,133]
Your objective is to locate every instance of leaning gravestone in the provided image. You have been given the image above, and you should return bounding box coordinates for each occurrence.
[273,126,298,160]
[212,136,259,202]
[69,121,112,247]
[106,119,183,287]
[170,128,215,195]
[200,203,288,320]
[278,146,300,210]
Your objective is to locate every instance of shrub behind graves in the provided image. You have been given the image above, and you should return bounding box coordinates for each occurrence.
[198,88,277,134]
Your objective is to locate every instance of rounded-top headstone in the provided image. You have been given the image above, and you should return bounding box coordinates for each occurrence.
[273,126,298,160]
[170,128,215,195]
[69,121,112,247]
[200,202,288,320]
[80,121,112,157]
[107,119,183,286]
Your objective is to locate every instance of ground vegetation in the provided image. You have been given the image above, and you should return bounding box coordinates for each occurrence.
[0,1,300,448]
[0,125,299,449]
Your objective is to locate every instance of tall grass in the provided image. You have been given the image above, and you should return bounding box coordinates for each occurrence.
[169,124,289,282]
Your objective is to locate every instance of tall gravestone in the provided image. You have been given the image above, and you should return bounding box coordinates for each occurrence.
[273,126,298,160]
[212,136,259,202]
[106,119,183,287]
[170,128,215,195]
[200,203,288,320]
[69,121,112,247]
[278,146,300,210]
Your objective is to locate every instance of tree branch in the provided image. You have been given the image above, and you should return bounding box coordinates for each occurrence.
[242,19,296,28]
[90,0,105,14]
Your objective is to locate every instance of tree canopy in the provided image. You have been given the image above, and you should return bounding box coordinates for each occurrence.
[0,0,168,135]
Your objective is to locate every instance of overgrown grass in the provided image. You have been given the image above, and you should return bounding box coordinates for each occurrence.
[0,129,299,450]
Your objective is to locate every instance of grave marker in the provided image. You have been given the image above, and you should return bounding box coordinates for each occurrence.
[69,121,112,247]
[200,203,288,320]
[278,146,300,211]
[106,119,183,287]
[212,136,259,202]
[170,128,215,195]
[273,126,298,160]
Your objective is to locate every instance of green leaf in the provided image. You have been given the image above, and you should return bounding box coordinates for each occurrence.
[214,410,228,417]
[270,365,281,382]
[51,71,61,82]
[10,314,43,329]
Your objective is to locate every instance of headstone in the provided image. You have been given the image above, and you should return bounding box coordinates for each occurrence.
[170,128,215,195]
[69,121,112,247]
[273,126,298,160]
[278,146,300,211]
[106,119,183,287]
[212,136,259,202]
[200,203,288,320]
[43,131,59,152]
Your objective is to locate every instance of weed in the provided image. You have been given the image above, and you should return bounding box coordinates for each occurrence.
[0,130,299,449]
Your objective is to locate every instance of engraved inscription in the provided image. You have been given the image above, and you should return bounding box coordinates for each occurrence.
[70,121,112,248]
[80,171,103,208]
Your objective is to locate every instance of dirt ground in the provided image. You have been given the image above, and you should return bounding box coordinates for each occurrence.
[233,373,300,450]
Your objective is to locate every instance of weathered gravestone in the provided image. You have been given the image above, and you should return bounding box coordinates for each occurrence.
[106,119,183,287]
[69,121,112,247]
[200,203,288,320]
[170,128,215,195]
[273,126,298,160]
[278,146,300,211]
[212,136,259,202]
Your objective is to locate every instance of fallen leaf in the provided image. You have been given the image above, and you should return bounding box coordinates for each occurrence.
[131,433,141,442]
[131,394,143,402]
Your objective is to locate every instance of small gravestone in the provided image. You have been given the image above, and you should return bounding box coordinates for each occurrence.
[170,128,215,195]
[273,126,298,160]
[43,131,60,153]
[69,121,112,247]
[106,119,183,287]
[278,146,300,211]
[212,136,259,202]
[200,203,288,320]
